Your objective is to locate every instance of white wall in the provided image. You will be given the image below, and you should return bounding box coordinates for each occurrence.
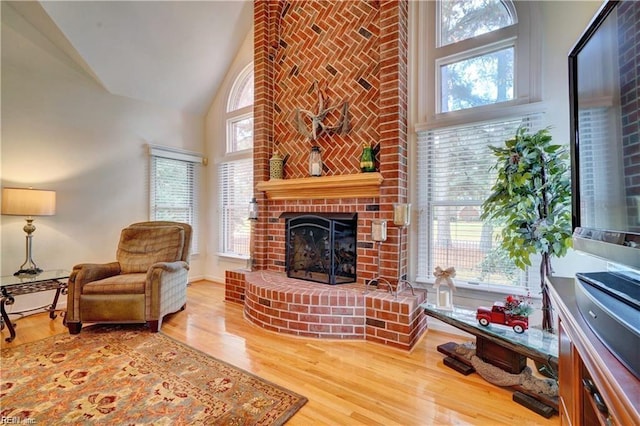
[203,30,254,283]
[1,3,206,311]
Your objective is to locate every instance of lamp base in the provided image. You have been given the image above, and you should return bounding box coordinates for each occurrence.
[14,267,43,277]
[15,230,43,277]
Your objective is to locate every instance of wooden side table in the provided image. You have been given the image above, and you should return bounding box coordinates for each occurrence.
[0,269,69,342]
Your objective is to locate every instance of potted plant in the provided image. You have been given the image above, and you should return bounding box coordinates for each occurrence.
[481,127,572,333]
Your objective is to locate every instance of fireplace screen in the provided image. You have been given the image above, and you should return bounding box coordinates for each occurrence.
[283,213,357,285]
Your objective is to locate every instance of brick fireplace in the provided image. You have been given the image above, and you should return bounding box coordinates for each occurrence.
[224,0,428,350]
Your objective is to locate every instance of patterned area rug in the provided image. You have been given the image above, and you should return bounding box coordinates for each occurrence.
[1,325,307,425]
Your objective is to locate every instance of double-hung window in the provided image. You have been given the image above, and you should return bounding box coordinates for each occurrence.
[218,63,254,258]
[415,0,543,291]
[149,145,204,253]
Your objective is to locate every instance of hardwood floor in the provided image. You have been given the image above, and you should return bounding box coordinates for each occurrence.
[1,281,558,425]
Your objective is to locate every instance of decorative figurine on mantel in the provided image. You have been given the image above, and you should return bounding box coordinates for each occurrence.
[433,266,456,310]
[360,142,376,172]
[269,150,288,180]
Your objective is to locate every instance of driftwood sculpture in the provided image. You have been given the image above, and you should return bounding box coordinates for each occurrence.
[294,81,350,141]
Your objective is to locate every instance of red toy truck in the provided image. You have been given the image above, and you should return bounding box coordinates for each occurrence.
[476,302,529,333]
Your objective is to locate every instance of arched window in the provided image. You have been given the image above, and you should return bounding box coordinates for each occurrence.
[414,1,543,291]
[227,64,254,112]
[218,63,253,258]
[438,0,515,46]
[226,63,254,153]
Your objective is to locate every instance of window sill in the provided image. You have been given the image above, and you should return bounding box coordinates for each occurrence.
[416,277,539,300]
[216,253,250,261]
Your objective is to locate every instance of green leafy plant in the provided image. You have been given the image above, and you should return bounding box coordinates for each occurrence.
[481,127,572,333]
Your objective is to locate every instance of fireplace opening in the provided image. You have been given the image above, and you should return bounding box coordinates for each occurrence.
[283,213,357,285]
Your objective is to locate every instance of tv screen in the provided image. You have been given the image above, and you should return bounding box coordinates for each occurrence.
[569,0,640,272]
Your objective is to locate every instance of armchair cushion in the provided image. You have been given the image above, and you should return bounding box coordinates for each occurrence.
[117,226,185,273]
[82,273,146,295]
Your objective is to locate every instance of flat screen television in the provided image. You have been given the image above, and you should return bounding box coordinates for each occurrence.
[569,0,640,274]
[569,0,640,379]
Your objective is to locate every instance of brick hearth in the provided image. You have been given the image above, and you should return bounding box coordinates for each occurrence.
[226,270,428,351]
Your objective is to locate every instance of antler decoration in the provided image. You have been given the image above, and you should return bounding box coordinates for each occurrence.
[433,266,456,290]
[294,81,350,141]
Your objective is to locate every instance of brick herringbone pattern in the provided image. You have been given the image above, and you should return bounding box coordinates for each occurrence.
[272,0,380,178]
[253,0,409,286]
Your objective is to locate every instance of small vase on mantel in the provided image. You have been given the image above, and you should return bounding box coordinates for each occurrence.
[360,142,376,172]
[270,151,285,180]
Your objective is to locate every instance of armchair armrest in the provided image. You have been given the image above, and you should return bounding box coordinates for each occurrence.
[148,260,190,274]
[67,262,121,324]
[146,261,190,319]
[70,262,121,286]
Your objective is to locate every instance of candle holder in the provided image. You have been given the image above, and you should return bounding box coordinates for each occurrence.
[393,202,410,227]
[309,146,322,177]
[364,220,394,295]
[392,203,414,299]
[371,220,387,242]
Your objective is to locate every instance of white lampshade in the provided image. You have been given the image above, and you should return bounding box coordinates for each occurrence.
[2,188,56,216]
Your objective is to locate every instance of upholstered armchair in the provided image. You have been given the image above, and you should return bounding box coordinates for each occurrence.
[66,221,192,334]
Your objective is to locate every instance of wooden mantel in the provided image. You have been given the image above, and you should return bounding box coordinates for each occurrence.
[256,172,384,200]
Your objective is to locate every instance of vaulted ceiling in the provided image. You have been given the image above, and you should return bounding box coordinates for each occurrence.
[7,1,253,114]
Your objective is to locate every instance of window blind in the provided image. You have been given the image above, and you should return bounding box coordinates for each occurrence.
[149,145,203,253]
[416,113,543,287]
[218,158,253,258]
[577,106,614,228]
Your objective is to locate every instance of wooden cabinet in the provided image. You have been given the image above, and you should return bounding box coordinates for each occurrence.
[557,319,576,425]
[548,277,640,426]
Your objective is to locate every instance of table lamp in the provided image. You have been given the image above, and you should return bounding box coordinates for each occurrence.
[1,187,56,276]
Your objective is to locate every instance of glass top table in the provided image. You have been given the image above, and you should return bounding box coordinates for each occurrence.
[422,303,560,415]
[1,269,70,342]
[1,269,70,288]
[420,303,558,366]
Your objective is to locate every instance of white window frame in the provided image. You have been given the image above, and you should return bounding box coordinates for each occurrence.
[419,0,541,129]
[412,0,544,295]
[218,62,254,259]
[226,111,254,154]
[148,144,204,254]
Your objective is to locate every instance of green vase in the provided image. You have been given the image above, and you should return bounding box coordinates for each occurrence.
[360,144,375,172]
